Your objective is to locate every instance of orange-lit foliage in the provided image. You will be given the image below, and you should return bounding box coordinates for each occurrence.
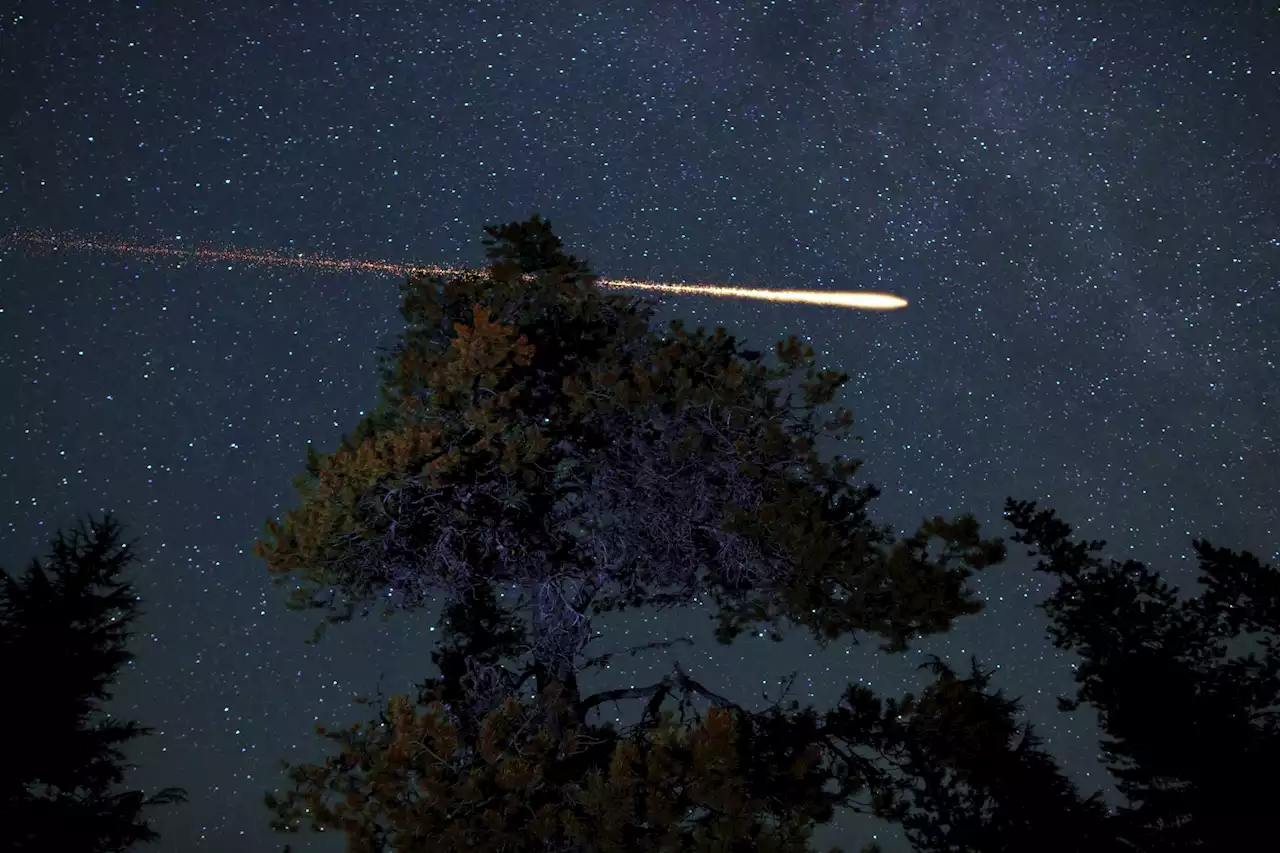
[265,681,831,853]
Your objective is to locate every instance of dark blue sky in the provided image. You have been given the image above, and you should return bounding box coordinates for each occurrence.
[2,1,1276,850]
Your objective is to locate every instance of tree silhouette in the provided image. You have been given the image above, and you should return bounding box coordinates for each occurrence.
[259,216,1156,852]
[850,652,1123,853]
[1004,498,1279,851]
[261,216,1280,851]
[1,515,186,852]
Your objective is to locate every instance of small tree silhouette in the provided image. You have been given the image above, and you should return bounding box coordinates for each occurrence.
[1,515,186,852]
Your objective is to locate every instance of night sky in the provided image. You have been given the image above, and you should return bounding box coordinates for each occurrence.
[2,1,1276,850]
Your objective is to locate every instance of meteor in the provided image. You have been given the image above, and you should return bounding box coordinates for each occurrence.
[4,229,909,310]
[598,278,908,310]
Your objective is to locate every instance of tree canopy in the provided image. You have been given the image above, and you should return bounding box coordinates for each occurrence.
[1003,498,1278,850]
[1,515,186,852]
[257,216,1278,853]
[253,214,1004,674]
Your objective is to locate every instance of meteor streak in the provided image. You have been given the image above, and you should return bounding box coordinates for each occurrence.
[4,229,909,310]
[599,278,909,310]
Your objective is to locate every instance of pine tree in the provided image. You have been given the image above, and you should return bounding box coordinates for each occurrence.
[849,652,1123,853]
[263,218,1276,852]
[0,515,186,851]
[250,216,1279,851]
[1004,498,1280,851]
[255,216,1099,853]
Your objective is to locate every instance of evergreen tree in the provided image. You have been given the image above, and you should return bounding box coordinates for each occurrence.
[250,216,1279,851]
[256,216,1117,852]
[850,652,1123,853]
[0,515,186,852]
[1003,498,1279,851]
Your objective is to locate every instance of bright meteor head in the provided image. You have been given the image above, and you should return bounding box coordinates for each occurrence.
[597,278,910,310]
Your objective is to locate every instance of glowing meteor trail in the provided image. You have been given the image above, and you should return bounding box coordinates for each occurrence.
[599,278,909,310]
[4,230,909,310]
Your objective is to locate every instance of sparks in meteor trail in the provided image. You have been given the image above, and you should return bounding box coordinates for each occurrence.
[3,230,909,310]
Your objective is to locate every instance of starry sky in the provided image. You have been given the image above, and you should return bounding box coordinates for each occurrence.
[1,1,1276,850]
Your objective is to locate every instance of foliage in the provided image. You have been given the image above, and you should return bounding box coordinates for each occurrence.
[855,653,1123,853]
[264,572,1125,853]
[0,515,187,852]
[267,498,1280,853]
[261,216,1280,852]
[265,584,836,852]
[1004,498,1280,851]
[253,214,1006,676]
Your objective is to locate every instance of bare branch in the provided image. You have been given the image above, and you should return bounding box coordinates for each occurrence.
[578,681,672,717]
[579,636,695,672]
[671,663,746,715]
